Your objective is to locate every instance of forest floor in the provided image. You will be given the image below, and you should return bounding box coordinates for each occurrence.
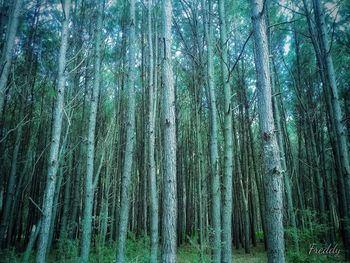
[0,239,347,262]
[177,244,267,263]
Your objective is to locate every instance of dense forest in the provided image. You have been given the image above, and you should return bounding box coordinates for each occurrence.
[0,0,350,262]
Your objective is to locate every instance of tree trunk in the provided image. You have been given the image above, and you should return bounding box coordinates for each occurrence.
[271,58,299,252]
[58,149,72,255]
[161,0,177,261]
[201,0,221,261]
[116,0,137,261]
[312,0,350,258]
[218,0,233,261]
[0,100,24,247]
[148,1,159,262]
[80,0,103,261]
[35,1,71,262]
[250,0,285,262]
[0,0,22,120]
[23,219,42,263]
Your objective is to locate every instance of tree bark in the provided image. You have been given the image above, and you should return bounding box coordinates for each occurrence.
[250,0,285,262]
[148,1,159,262]
[161,0,177,261]
[0,0,22,120]
[201,0,221,261]
[218,0,233,261]
[116,0,137,261]
[0,100,24,246]
[80,0,103,261]
[312,0,350,258]
[271,58,299,252]
[36,1,71,262]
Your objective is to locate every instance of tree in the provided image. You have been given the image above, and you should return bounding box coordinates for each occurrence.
[250,0,285,262]
[218,0,233,261]
[201,0,221,261]
[80,0,104,261]
[36,1,71,262]
[161,0,177,262]
[312,0,350,258]
[0,0,22,121]
[147,0,159,262]
[116,0,137,261]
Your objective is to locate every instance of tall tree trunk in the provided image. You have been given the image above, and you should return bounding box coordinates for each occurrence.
[313,0,350,258]
[218,0,233,261]
[58,148,72,255]
[201,0,221,261]
[0,0,22,121]
[250,0,285,262]
[23,219,42,263]
[271,59,299,251]
[116,0,136,261]
[36,1,71,262]
[148,1,159,262]
[161,0,177,261]
[80,0,103,261]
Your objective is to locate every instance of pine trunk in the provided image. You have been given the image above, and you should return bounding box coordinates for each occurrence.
[161,0,177,261]
[148,0,159,262]
[250,0,285,262]
[116,0,136,261]
[36,1,71,262]
[0,0,22,119]
[218,0,233,261]
[80,0,103,261]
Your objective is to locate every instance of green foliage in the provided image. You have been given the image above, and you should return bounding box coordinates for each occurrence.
[57,238,79,261]
[0,248,19,263]
[285,210,345,263]
[286,250,344,263]
[255,230,264,241]
[124,234,150,262]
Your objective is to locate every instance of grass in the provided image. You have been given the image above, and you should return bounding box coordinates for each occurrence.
[0,238,347,262]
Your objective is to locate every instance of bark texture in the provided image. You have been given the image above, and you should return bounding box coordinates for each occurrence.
[250,0,285,262]
[0,0,22,119]
[36,1,71,262]
[148,1,159,262]
[201,0,222,261]
[116,0,136,262]
[161,0,177,262]
[80,0,103,261]
[218,0,233,262]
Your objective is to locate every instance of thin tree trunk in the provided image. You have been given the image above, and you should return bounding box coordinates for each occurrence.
[23,219,42,263]
[271,59,299,252]
[0,0,22,120]
[148,0,159,262]
[201,0,221,261]
[80,0,103,261]
[218,0,233,261]
[313,0,350,258]
[58,149,72,254]
[161,0,177,261]
[250,0,285,262]
[35,1,71,262]
[0,100,24,246]
[116,0,136,261]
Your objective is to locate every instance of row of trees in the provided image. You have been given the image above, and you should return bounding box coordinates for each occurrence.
[0,0,349,262]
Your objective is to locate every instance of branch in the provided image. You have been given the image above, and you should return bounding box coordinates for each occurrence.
[328,5,340,55]
[268,19,300,29]
[29,197,44,215]
[0,115,30,143]
[227,30,253,82]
